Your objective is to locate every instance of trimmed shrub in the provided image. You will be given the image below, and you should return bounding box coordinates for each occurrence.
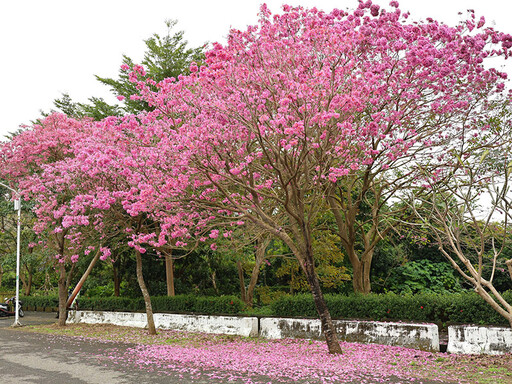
[78,297,144,312]
[270,292,512,326]
[151,295,198,313]
[20,295,59,309]
[30,294,245,315]
[22,291,512,327]
[195,295,243,314]
[152,295,243,315]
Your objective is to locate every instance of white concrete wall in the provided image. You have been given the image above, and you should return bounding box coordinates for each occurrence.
[62,311,512,354]
[67,310,147,328]
[448,325,512,355]
[260,317,440,352]
[67,311,258,338]
[154,313,258,337]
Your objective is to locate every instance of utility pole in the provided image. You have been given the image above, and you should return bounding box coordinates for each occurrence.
[0,182,22,327]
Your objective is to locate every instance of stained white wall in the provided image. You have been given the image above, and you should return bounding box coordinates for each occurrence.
[67,311,258,337]
[260,317,440,352]
[448,325,512,355]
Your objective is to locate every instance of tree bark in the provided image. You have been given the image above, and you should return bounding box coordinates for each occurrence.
[298,219,342,354]
[302,250,342,354]
[237,261,247,303]
[165,251,175,296]
[245,260,262,306]
[351,257,372,294]
[245,236,271,306]
[57,263,68,326]
[67,249,101,308]
[113,261,121,297]
[135,250,157,335]
[25,269,32,296]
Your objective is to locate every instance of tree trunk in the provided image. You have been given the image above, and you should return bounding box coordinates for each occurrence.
[351,257,372,294]
[23,247,34,296]
[57,263,68,326]
[25,270,32,296]
[245,260,262,306]
[67,249,101,308]
[20,271,27,296]
[245,236,271,306]
[165,252,175,296]
[302,250,342,354]
[0,264,3,288]
[210,270,219,294]
[113,261,121,297]
[237,261,247,303]
[135,250,157,335]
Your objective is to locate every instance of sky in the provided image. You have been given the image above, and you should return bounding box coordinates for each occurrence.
[1,0,511,139]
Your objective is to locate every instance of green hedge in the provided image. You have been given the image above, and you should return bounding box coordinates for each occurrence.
[149,295,243,314]
[21,294,243,315]
[79,296,144,312]
[22,291,512,326]
[270,292,511,326]
[21,295,59,308]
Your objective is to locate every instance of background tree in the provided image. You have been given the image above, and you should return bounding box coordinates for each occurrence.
[52,20,205,120]
[0,114,110,324]
[406,101,512,325]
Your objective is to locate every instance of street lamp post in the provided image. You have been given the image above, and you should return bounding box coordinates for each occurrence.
[0,182,22,327]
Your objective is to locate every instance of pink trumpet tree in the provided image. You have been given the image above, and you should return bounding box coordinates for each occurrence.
[50,112,197,334]
[0,113,104,324]
[129,2,512,353]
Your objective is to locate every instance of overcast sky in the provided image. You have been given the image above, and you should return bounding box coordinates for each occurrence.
[1,0,511,139]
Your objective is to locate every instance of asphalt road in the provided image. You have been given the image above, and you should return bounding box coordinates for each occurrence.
[0,312,225,384]
[0,312,459,384]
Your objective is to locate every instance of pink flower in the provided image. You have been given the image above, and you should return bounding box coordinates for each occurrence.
[117,95,126,101]
[100,247,111,261]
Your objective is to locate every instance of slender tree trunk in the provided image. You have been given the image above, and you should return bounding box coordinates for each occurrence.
[43,270,52,294]
[165,252,175,296]
[206,256,219,294]
[297,218,341,354]
[245,236,271,306]
[55,231,73,326]
[237,261,247,303]
[25,270,33,296]
[302,249,342,354]
[20,272,27,296]
[245,260,262,306]
[57,263,68,326]
[135,250,157,335]
[21,247,33,295]
[67,249,101,308]
[209,270,219,294]
[113,261,121,297]
[0,264,3,288]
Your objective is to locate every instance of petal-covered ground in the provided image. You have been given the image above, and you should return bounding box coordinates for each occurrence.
[22,324,512,384]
